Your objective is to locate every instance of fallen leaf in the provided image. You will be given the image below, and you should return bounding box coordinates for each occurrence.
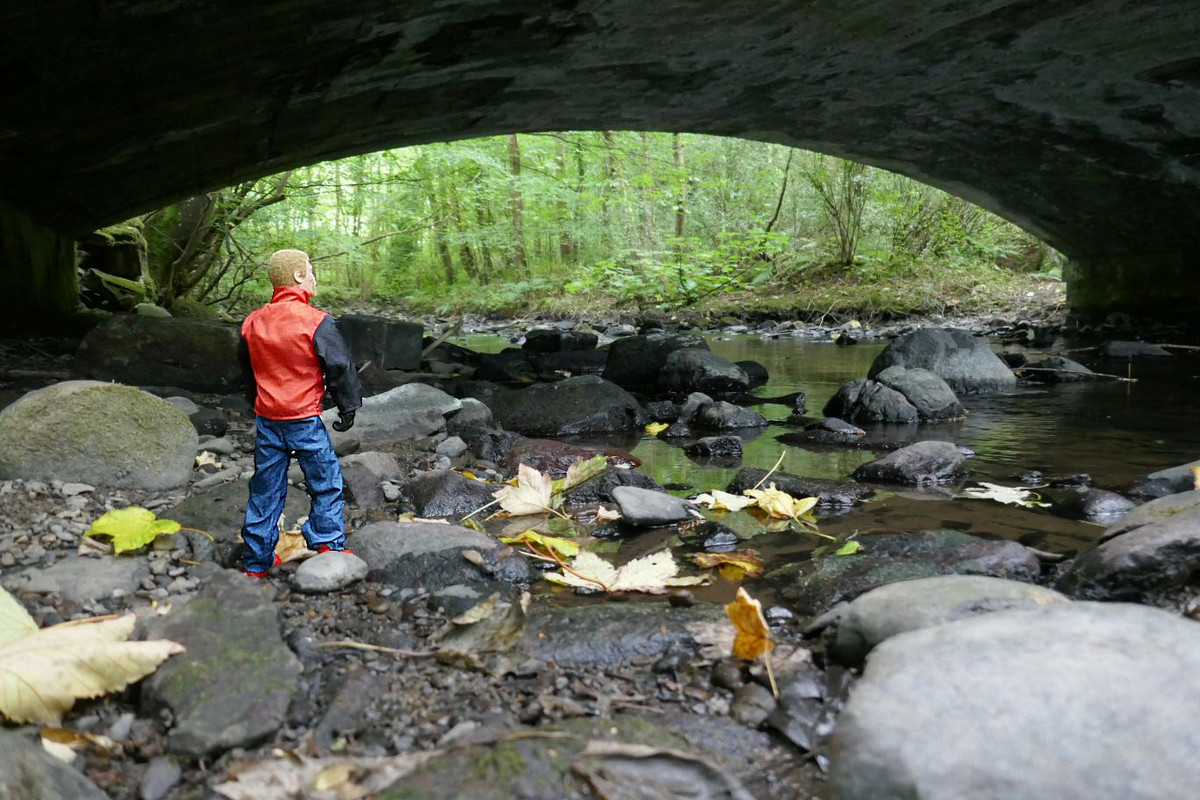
[725,587,774,662]
[460,517,487,533]
[499,530,581,559]
[645,422,669,436]
[835,540,864,556]
[311,762,356,792]
[274,526,313,564]
[493,463,558,516]
[694,490,757,512]
[594,505,622,522]
[40,726,115,757]
[957,482,1051,508]
[691,550,764,578]
[742,485,818,520]
[213,752,438,800]
[194,451,222,470]
[545,551,703,594]
[85,507,181,555]
[555,455,609,493]
[397,513,451,525]
[0,586,183,724]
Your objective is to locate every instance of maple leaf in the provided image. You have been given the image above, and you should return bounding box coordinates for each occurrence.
[492,464,559,516]
[692,550,765,579]
[0,586,183,724]
[694,490,757,512]
[85,507,181,555]
[725,587,774,662]
[645,422,669,436]
[956,482,1050,508]
[545,551,705,594]
[742,484,819,519]
[499,530,581,560]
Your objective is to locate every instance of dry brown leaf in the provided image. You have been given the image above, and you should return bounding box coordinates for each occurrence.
[742,484,818,520]
[725,587,774,662]
[691,550,764,579]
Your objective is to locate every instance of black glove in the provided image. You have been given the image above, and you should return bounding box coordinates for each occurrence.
[332,410,356,432]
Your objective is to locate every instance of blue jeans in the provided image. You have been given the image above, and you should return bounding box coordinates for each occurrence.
[241,415,347,572]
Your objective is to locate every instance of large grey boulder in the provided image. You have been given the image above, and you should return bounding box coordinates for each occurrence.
[603,332,709,390]
[822,378,918,424]
[321,382,461,452]
[0,381,197,490]
[867,328,1016,393]
[140,570,302,757]
[829,603,1200,800]
[337,313,423,370]
[661,348,750,396]
[486,375,648,436]
[0,730,109,799]
[1056,490,1200,601]
[74,315,242,392]
[808,575,1068,668]
[872,366,966,420]
[353,521,530,591]
[851,440,969,486]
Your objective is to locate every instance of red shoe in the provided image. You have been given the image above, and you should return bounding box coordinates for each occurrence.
[274,554,284,566]
[316,544,354,555]
[243,569,269,578]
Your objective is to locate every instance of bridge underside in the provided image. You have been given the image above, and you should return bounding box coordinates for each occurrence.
[4,0,1200,321]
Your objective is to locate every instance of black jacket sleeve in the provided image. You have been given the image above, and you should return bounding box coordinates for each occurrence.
[237,335,258,407]
[313,316,363,415]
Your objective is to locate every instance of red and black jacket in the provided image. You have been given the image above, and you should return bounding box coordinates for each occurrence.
[238,286,363,420]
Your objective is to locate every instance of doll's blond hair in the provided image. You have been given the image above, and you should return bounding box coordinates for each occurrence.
[267,249,310,287]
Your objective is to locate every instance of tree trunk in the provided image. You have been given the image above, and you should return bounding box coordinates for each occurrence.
[556,137,575,262]
[507,134,528,277]
[673,133,687,240]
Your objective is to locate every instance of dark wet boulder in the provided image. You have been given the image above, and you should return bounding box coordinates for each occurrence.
[768,530,1041,617]
[473,350,534,383]
[806,575,1068,668]
[611,485,700,527]
[603,332,709,391]
[74,315,242,392]
[522,327,598,353]
[395,470,496,518]
[681,520,741,552]
[0,730,110,799]
[1056,490,1200,602]
[867,327,1016,393]
[830,603,1200,800]
[338,314,423,370]
[777,417,866,446]
[822,378,919,424]
[1100,340,1172,358]
[660,392,715,438]
[354,520,531,590]
[873,366,966,421]
[736,359,769,389]
[500,438,641,476]
[693,400,768,430]
[1126,458,1200,500]
[527,348,609,376]
[486,375,647,436]
[725,468,873,508]
[1046,486,1135,522]
[188,406,228,437]
[560,465,660,507]
[852,441,969,486]
[1021,355,1095,383]
[661,348,750,396]
[684,435,743,460]
[519,603,723,667]
[340,451,404,511]
[140,569,302,757]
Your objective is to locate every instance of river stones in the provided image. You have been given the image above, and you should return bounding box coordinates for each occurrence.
[353,521,530,590]
[829,603,1200,800]
[603,331,709,391]
[725,468,873,508]
[768,530,1040,617]
[867,327,1016,393]
[692,400,768,430]
[340,451,405,511]
[519,603,724,667]
[5,553,150,605]
[0,380,197,491]
[851,441,969,486]
[872,366,965,420]
[486,375,648,436]
[807,575,1068,668]
[0,730,110,799]
[1126,458,1200,500]
[661,348,750,396]
[140,570,302,757]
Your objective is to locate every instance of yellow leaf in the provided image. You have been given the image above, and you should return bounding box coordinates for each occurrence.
[195,451,222,470]
[694,490,757,512]
[742,484,818,520]
[645,422,669,436]
[691,550,764,578]
[85,507,181,555]
[725,587,774,661]
[275,529,313,564]
[499,530,581,559]
[0,587,184,724]
[555,455,609,494]
[492,464,558,516]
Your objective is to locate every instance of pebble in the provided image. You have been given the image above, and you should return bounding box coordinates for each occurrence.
[712,660,745,691]
[60,482,95,497]
[140,756,182,800]
[731,683,777,727]
[382,482,402,502]
[107,712,137,742]
[0,553,15,567]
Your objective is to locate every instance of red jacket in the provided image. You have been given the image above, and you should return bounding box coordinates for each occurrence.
[239,286,362,420]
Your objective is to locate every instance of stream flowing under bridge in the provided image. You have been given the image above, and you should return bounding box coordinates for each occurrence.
[4,0,1200,323]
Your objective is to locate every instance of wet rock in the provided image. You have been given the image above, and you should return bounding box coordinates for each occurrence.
[528,348,610,376]
[660,392,714,438]
[560,466,660,507]
[611,486,700,527]
[725,468,873,508]
[768,530,1041,616]
[445,396,493,430]
[6,554,149,604]
[522,327,598,353]
[139,756,182,800]
[767,667,837,753]
[291,551,369,593]
[852,441,969,486]
[867,327,1016,394]
[683,435,743,460]
[435,436,468,458]
[520,603,723,667]
[1047,487,1135,522]
[872,366,966,420]
[736,359,769,389]
[679,520,740,552]
[0,729,109,799]
[661,348,750,396]
[74,316,242,392]
[429,584,488,616]
[830,603,1200,800]
[806,575,1068,668]
[353,521,530,591]
[338,314,423,370]
[822,378,918,424]
[140,570,302,757]
[340,451,404,511]
[731,683,776,727]
[1100,340,1172,358]
[1057,490,1200,602]
[322,382,461,453]
[189,407,228,437]
[486,375,648,436]
[603,331,709,391]
[1022,355,1095,383]
[314,667,392,750]
[0,381,197,491]
[500,439,641,476]
[1126,458,1200,500]
[692,400,768,430]
[396,470,496,518]
[777,416,867,446]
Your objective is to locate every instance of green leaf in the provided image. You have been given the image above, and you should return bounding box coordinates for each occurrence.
[552,455,609,495]
[86,507,182,555]
[835,540,864,556]
[499,530,581,559]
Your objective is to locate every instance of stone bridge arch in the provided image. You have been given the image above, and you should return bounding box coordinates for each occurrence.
[3,0,1200,322]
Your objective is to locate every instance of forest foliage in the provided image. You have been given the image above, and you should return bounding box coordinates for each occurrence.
[127,131,1056,319]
